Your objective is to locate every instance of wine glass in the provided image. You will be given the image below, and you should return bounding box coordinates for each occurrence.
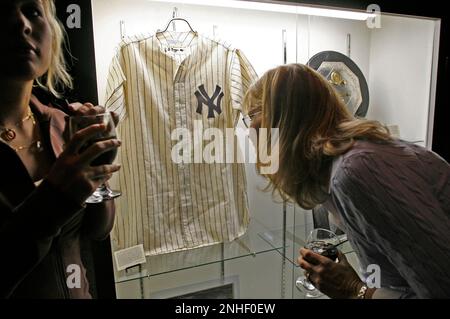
[68,112,121,204]
[296,228,340,298]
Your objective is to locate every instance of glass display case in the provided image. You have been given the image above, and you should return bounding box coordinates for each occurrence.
[91,0,441,298]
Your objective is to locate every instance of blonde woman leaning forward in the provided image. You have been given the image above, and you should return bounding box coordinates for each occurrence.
[243,63,450,299]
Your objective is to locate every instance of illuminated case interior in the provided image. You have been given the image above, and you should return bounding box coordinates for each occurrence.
[90,0,441,299]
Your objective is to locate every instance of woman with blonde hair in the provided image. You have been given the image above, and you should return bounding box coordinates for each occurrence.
[243,63,450,298]
[0,0,121,298]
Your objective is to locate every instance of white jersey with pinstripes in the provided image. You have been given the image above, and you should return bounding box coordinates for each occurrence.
[105,31,258,255]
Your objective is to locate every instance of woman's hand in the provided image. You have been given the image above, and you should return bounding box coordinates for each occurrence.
[46,123,121,205]
[298,248,364,299]
[67,102,119,126]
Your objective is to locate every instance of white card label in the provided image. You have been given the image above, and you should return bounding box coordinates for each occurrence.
[114,244,146,271]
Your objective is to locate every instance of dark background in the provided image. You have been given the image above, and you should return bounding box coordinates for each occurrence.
[54,0,449,299]
[55,0,99,105]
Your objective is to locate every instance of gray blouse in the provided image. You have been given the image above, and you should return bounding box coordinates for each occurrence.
[326,139,450,299]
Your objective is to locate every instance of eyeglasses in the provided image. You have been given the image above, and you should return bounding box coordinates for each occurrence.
[242,111,261,128]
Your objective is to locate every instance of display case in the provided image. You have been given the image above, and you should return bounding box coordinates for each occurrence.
[90,0,441,298]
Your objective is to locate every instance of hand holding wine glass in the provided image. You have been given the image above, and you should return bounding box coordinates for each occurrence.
[295,228,340,298]
[68,112,122,203]
[296,228,364,299]
[45,120,121,205]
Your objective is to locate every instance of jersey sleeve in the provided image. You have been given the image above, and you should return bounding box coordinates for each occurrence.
[105,48,127,122]
[229,49,258,114]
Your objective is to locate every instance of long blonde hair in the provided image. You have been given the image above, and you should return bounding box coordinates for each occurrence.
[243,63,392,209]
[36,0,73,97]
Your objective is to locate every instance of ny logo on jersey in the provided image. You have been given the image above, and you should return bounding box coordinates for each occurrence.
[195,84,224,119]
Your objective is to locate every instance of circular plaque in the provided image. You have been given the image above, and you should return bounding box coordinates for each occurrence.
[307,51,369,118]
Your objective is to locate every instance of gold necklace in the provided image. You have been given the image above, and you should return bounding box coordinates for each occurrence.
[0,107,44,153]
[12,140,43,153]
[0,107,34,142]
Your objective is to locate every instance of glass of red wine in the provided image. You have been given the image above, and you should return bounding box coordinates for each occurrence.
[69,112,121,204]
[296,228,340,298]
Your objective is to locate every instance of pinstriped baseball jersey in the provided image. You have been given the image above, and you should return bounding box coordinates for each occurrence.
[105,31,258,255]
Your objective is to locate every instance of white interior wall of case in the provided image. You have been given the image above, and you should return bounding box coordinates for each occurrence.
[91,0,437,238]
[367,15,436,147]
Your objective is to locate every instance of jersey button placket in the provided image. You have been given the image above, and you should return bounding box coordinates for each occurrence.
[181,82,195,247]
[175,81,194,246]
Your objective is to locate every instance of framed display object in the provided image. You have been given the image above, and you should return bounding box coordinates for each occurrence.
[150,276,239,299]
